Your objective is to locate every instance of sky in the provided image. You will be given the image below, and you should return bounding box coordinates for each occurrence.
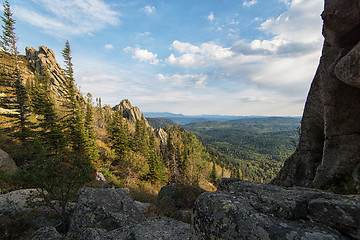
[6,0,324,116]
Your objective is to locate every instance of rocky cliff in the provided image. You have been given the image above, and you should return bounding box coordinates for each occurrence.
[113,99,150,126]
[25,46,69,98]
[272,0,360,189]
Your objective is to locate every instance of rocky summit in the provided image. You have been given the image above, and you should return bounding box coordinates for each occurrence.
[272,0,360,188]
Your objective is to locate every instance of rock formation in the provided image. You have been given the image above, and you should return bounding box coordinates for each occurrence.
[272,0,360,188]
[193,178,360,240]
[25,187,190,240]
[25,46,68,97]
[113,99,149,126]
[0,148,18,174]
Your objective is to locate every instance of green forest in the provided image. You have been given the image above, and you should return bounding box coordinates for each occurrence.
[183,117,300,182]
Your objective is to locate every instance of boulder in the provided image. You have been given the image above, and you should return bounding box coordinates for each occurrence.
[130,217,190,240]
[28,227,65,240]
[0,189,64,229]
[272,0,360,188]
[192,179,359,240]
[0,148,18,174]
[67,187,145,239]
[158,184,206,209]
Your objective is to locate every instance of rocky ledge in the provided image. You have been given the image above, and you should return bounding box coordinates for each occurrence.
[192,179,360,240]
[1,179,359,239]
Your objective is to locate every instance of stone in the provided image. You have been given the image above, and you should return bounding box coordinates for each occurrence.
[130,217,190,240]
[155,127,168,146]
[272,0,360,188]
[0,148,18,174]
[192,179,357,240]
[28,227,65,240]
[67,187,145,239]
[158,184,206,209]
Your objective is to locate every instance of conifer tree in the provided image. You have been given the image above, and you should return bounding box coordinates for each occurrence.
[108,110,130,163]
[30,69,65,153]
[210,161,217,184]
[61,40,87,156]
[0,0,31,147]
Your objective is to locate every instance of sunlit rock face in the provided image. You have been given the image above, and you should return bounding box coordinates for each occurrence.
[26,46,68,98]
[272,0,360,188]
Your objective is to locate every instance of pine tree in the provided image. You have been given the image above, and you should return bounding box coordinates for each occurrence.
[210,161,217,184]
[61,40,87,156]
[30,69,66,153]
[0,0,31,147]
[108,110,130,163]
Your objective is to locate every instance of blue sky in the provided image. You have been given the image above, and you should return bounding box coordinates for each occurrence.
[7,0,323,116]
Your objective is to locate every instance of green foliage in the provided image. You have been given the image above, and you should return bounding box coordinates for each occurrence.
[0,1,32,149]
[184,117,300,182]
[163,126,211,185]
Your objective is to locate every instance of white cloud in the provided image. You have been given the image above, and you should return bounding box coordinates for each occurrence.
[157,73,208,88]
[208,12,214,21]
[167,41,233,68]
[104,44,114,50]
[13,0,119,37]
[124,46,160,65]
[243,0,258,7]
[143,6,156,15]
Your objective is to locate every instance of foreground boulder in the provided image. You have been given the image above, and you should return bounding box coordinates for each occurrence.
[272,0,360,189]
[67,188,145,239]
[192,179,360,240]
[0,148,18,174]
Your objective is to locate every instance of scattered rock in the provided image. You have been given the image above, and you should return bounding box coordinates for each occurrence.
[67,187,145,239]
[0,148,18,174]
[193,179,358,240]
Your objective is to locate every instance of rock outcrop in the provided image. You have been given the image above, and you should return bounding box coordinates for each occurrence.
[192,178,360,240]
[113,99,149,126]
[272,0,360,188]
[0,148,18,174]
[25,46,68,97]
[25,187,191,239]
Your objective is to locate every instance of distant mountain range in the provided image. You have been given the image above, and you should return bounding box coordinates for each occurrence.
[144,112,300,125]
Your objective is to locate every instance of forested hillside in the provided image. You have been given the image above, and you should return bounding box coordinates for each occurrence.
[183,117,300,182]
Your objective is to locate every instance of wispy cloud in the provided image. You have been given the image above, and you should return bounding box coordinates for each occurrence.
[143,5,156,15]
[243,0,258,7]
[208,12,214,21]
[157,73,208,88]
[13,0,119,37]
[104,44,114,50]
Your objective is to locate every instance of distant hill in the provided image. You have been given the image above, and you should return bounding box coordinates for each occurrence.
[183,117,301,182]
[143,112,279,124]
[147,118,179,129]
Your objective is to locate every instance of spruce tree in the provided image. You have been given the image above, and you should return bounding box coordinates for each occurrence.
[107,110,130,163]
[61,40,87,156]
[0,0,31,147]
[30,69,66,153]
